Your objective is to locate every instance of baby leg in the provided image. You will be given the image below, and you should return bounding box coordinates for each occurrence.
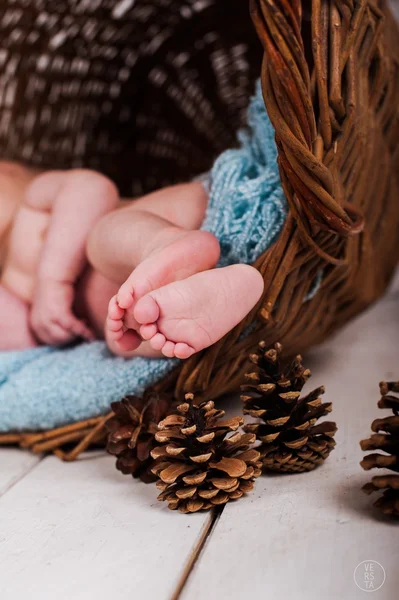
[87,182,211,282]
[0,285,37,350]
[88,182,220,356]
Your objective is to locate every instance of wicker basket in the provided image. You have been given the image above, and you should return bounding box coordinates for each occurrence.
[175,0,399,395]
[1,0,399,456]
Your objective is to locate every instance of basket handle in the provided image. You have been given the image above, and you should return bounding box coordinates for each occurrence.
[250,0,364,249]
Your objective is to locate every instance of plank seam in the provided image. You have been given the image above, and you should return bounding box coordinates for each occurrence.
[0,455,44,499]
[170,506,224,600]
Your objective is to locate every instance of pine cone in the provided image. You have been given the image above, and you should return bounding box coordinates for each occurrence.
[242,342,337,473]
[360,382,399,517]
[151,394,262,513]
[106,390,173,483]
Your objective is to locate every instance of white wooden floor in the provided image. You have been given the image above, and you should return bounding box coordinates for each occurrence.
[1,274,399,600]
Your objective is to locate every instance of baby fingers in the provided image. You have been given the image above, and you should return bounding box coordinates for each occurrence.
[32,320,75,346]
[58,314,95,342]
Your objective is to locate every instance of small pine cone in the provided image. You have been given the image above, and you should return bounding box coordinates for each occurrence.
[360,382,399,518]
[241,342,337,473]
[151,394,262,513]
[106,390,173,483]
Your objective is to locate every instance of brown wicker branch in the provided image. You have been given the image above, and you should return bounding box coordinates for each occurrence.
[0,414,112,459]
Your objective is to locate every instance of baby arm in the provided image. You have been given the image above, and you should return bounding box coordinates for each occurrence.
[28,170,118,345]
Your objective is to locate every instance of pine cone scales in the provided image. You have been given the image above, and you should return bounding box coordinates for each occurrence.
[151,395,262,513]
[242,342,337,473]
[106,391,172,483]
[360,382,399,517]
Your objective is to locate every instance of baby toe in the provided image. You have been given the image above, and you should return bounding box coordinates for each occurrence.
[140,323,158,340]
[161,341,176,358]
[117,281,135,310]
[106,316,123,333]
[108,296,124,320]
[150,332,166,351]
[174,343,195,359]
[110,328,124,342]
[134,295,160,325]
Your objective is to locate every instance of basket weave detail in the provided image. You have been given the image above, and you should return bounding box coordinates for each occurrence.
[175,0,399,401]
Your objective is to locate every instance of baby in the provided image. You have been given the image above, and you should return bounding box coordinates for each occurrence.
[0,162,264,360]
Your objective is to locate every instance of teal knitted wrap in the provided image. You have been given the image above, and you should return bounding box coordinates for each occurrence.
[0,81,287,432]
[202,80,287,265]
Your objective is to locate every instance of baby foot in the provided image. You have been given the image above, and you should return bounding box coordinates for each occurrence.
[134,265,264,359]
[106,230,220,356]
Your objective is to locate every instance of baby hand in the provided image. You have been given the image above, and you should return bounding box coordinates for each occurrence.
[30,279,95,346]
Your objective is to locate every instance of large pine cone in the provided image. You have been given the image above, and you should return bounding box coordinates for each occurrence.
[360,382,399,517]
[151,395,262,513]
[242,342,337,473]
[106,391,173,483]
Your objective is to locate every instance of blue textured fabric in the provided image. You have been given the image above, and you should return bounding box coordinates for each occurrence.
[201,81,287,266]
[0,80,287,432]
[0,343,178,431]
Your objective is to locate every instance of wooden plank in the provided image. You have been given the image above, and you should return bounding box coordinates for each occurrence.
[0,454,210,600]
[183,283,399,600]
[0,449,41,497]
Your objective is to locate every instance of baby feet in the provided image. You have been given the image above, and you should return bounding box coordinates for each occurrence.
[105,230,220,356]
[135,265,264,359]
